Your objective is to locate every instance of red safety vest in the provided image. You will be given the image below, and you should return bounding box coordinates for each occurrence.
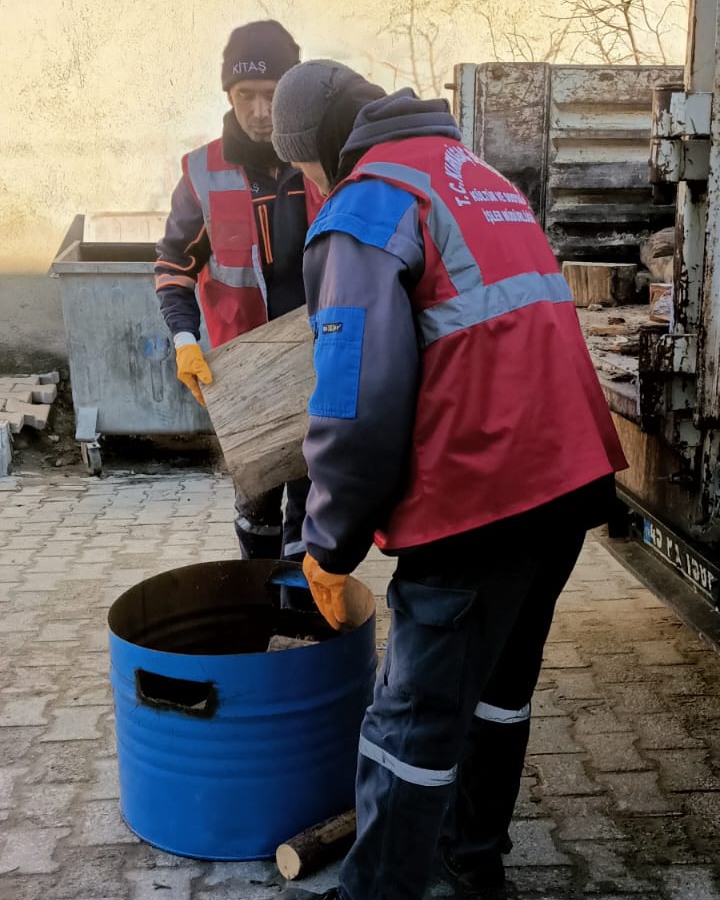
[341,137,627,550]
[184,138,323,348]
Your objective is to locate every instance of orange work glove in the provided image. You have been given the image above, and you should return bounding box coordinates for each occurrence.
[303,552,349,631]
[175,343,213,406]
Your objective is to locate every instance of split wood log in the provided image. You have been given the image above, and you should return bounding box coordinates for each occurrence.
[201,307,314,501]
[602,337,642,355]
[640,227,675,283]
[562,262,638,307]
[587,324,638,337]
[276,809,356,881]
[640,227,675,262]
[649,282,673,323]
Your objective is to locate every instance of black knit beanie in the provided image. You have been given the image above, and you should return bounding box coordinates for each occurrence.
[221,20,300,90]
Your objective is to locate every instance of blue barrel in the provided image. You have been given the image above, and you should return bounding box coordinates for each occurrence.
[108,559,376,860]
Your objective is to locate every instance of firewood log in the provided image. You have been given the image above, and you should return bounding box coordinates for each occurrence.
[276,809,356,880]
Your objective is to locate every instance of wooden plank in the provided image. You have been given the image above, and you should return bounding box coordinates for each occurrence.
[649,282,673,323]
[202,307,314,500]
[587,324,638,336]
[552,128,652,143]
[562,261,638,307]
[546,205,673,226]
[548,162,653,190]
[612,413,652,499]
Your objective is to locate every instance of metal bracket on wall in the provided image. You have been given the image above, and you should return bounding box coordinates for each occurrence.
[650,90,712,183]
[643,331,698,375]
[638,328,700,454]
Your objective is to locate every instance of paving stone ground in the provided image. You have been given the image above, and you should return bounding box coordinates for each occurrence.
[1,471,720,899]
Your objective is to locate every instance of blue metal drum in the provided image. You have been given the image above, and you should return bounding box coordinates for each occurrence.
[108,559,376,860]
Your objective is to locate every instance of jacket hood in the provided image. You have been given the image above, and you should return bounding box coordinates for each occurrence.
[341,88,461,160]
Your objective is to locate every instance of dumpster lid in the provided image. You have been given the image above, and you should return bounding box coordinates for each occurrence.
[51,212,169,273]
[83,212,168,244]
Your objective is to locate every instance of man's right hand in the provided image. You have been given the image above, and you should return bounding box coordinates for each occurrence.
[174,335,213,406]
[302,553,350,631]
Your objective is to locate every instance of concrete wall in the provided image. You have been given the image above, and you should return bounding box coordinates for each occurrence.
[0,275,65,374]
[0,0,687,376]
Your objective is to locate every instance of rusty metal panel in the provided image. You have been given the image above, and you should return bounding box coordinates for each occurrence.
[545,65,682,262]
[472,63,550,219]
[451,63,479,151]
[467,63,683,263]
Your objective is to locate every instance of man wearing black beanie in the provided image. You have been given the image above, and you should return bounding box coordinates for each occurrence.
[155,21,322,565]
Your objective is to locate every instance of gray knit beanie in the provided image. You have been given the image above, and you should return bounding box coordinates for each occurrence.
[271,60,360,162]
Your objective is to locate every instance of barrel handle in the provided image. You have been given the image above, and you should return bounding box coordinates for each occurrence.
[135,669,218,718]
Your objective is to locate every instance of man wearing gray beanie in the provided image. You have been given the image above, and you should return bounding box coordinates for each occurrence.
[155,22,323,568]
[271,63,626,900]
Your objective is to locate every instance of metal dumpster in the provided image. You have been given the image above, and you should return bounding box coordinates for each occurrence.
[51,213,211,474]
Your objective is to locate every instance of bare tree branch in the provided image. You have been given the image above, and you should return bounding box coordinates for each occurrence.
[476,9,500,62]
[550,0,682,65]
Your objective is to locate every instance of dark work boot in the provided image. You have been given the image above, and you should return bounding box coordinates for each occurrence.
[234,487,283,560]
[233,520,282,560]
[438,844,514,899]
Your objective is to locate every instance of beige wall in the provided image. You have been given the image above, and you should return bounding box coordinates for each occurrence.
[1,0,688,273]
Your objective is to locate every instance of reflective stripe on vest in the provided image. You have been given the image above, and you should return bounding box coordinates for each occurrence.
[208,256,265,289]
[357,161,572,347]
[186,144,249,217]
[186,144,267,303]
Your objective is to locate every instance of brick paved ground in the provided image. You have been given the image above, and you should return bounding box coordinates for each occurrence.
[1,471,720,899]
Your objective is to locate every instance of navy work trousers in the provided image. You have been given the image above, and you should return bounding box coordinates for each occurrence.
[339,516,587,900]
[233,476,310,561]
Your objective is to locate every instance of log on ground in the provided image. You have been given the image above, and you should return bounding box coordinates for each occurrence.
[562,262,638,307]
[276,809,357,881]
